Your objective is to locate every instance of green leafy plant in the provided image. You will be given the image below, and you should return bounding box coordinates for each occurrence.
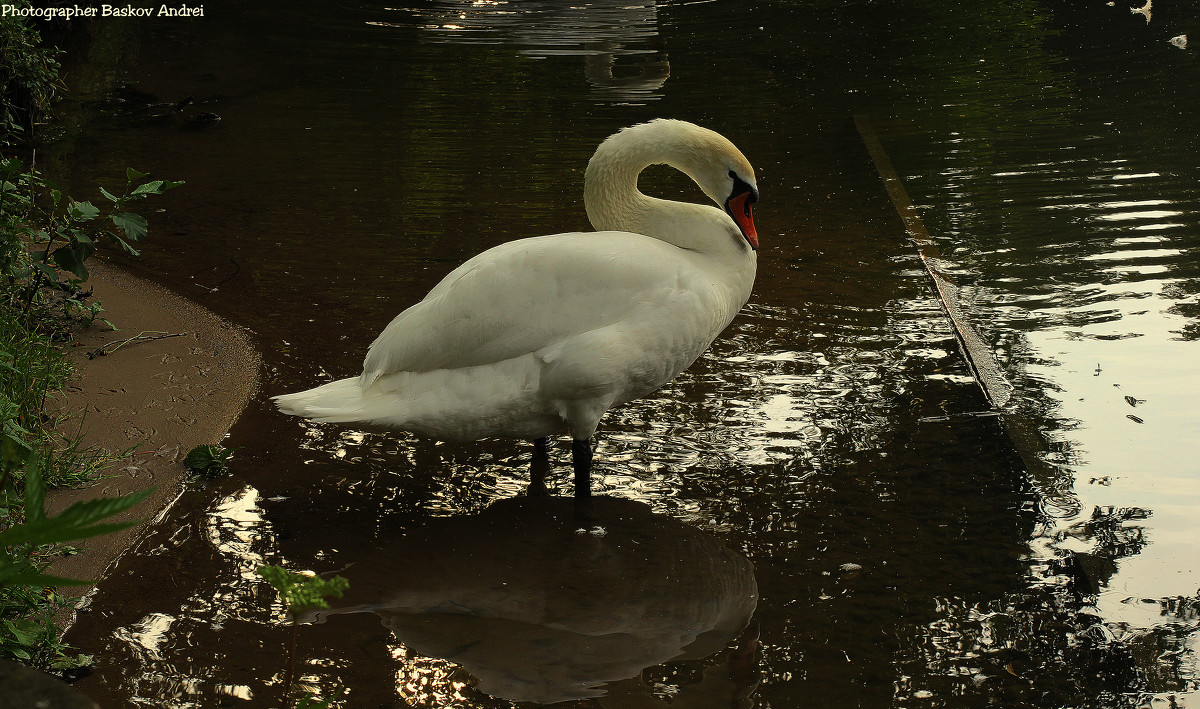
[258,566,349,617]
[0,457,150,590]
[258,564,349,708]
[184,443,236,476]
[0,303,113,489]
[0,277,136,668]
[0,162,176,673]
[1,160,183,306]
[0,307,66,478]
[0,3,62,139]
[0,456,150,667]
[63,294,109,330]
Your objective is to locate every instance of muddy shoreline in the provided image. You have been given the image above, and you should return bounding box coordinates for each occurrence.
[45,259,261,629]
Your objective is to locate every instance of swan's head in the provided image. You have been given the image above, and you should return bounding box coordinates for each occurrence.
[646,119,760,250]
[720,166,759,251]
[586,119,761,250]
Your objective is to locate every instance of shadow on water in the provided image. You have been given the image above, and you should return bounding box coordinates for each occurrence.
[44,0,1200,706]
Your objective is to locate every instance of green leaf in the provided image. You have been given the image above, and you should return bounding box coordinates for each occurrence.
[127,178,183,198]
[125,168,148,182]
[0,157,22,177]
[46,488,153,529]
[99,186,120,203]
[257,565,349,616]
[110,212,148,242]
[67,200,100,221]
[112,235,141,257]
[296,694,339,709]
[51,242,94,281]
[0,487,152,548]
[33,261,59,283]
[3,618,40,645]
[184,444,234,474]
[48,654,95,672]
[130,180,164,196]
[1,432,33,469]
[23,457,46,525]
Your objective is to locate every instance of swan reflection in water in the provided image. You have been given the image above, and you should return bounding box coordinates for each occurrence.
[380,0,671,103]
[305,496,759,705]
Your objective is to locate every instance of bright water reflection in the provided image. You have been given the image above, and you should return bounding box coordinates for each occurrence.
[897,123,1200,590]
[882,40,1200,700]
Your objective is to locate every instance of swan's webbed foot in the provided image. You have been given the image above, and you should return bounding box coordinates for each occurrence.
[526,437,551,497]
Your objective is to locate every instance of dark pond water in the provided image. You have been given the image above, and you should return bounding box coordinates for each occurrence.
[48,0,1200,706]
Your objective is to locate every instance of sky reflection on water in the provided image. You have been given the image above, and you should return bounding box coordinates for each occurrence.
[894,117,1200,631]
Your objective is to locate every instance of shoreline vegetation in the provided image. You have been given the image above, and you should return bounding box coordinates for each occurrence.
[0,0,175,671]
[4,6,323,706]
[1,0,257,681]
[0,0,103,672]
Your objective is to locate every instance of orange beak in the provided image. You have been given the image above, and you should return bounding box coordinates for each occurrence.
[725,191,758,250]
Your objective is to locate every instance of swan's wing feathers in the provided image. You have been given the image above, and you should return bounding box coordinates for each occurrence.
[361,234,697,383]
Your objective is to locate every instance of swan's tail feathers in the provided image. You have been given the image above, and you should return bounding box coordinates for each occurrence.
[273,377,373,423]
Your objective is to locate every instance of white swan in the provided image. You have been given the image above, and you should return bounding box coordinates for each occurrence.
[274,119,759,500]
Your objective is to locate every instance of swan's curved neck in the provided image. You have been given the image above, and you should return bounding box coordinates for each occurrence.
[583,122,740,254]
[583,136,669,235]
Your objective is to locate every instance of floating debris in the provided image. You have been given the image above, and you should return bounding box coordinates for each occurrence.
[1130,0,1151,23]
[1170,34,1187,49]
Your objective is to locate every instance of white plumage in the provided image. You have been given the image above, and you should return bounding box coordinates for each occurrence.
[274,119,760,498]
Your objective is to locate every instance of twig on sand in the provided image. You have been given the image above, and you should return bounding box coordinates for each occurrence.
[87,330,187,359]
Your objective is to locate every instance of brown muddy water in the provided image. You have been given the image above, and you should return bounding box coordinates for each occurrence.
[44,0,1200,707]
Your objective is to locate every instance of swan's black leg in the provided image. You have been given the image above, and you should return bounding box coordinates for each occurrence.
[571,438,595,520]
[527,437,551,497]
[571,438,592,499]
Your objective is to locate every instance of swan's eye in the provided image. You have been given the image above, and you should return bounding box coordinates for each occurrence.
[728,173,758,205]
